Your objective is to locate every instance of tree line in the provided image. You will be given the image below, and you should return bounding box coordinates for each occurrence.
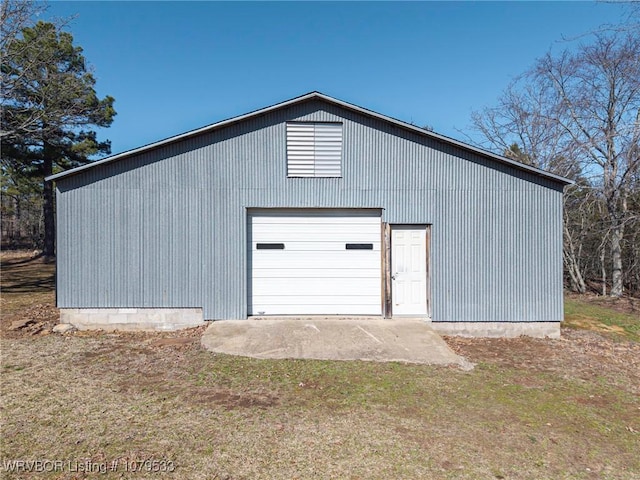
[1,1,638,296]
[471,6,639,296]
[1,0,115,257]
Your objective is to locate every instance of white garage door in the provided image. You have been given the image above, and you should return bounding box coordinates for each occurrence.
[249,210,381,315]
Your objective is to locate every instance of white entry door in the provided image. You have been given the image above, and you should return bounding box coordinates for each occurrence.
[391,226,428,316]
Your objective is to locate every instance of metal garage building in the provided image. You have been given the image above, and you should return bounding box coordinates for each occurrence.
[48,92,571,336]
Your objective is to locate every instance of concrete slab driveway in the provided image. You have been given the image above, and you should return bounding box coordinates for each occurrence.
[201,317,472,367]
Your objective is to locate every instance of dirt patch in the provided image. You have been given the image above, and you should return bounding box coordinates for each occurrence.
[151,337,198,347]
[3,303,60,337]
[566,314,628,333]
[189,388,279,409]
[1,252,57,338]
[566,291,639,316]
[444,328,640,394]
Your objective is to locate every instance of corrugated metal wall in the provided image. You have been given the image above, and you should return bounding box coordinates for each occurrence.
[56,99,564,322]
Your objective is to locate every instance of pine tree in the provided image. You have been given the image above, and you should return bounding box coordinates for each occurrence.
[1,19,116,257]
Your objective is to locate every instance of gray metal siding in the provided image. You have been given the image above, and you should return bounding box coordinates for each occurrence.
[56,100,564,321]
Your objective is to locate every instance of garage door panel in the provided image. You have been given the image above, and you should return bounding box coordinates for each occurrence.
[251,241,380,252]
[250,296,381,306]
[252,277,381,296]
[249,304,380,316]
[250,230,381,242]
[251,225,381,238]
[252,214,379,225]
[252,268,381,279]
[252,219,380,226]
[249,210,381,316]
[251,254,378,270]
[251,295,381,305]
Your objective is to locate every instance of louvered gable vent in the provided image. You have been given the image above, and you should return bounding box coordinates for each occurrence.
[287,122,342,177]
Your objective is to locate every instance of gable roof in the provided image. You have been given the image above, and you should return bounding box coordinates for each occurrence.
[46,91,573,185]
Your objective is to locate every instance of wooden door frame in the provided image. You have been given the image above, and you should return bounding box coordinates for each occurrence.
[382,224,431,318]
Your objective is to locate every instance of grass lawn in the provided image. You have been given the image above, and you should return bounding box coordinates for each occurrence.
[1,252,639,479]
[564,294,639,342]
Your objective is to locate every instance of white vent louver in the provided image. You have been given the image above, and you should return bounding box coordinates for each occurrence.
[287,123,342,177]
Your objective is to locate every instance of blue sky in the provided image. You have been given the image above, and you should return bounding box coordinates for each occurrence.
[45,1,628,157]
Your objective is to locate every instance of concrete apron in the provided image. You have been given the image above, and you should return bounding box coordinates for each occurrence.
[200,317,473,368]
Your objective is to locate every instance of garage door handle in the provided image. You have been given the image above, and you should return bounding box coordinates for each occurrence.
[391,274,396,280]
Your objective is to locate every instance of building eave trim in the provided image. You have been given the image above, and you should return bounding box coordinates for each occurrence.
[45,91,574,185]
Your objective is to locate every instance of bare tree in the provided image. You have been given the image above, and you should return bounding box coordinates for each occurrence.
[1,0,48,141]
[562,184,590,293]
[472,33,640,297]
[538,34,640,296]
[0,0,44,53]
[598,1,640,35]
[470,82,576,175]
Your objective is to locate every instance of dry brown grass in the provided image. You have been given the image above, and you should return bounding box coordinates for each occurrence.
[1,251,57,335]
[1,253,639,479]
[564,293,640,342]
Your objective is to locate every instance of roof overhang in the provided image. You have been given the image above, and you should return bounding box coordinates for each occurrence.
[46,91,574,186]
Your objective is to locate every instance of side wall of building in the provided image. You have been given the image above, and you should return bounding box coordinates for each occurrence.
[56,100,564,323]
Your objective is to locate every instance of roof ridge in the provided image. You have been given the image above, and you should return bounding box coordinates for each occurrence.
[46,93,573,185]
